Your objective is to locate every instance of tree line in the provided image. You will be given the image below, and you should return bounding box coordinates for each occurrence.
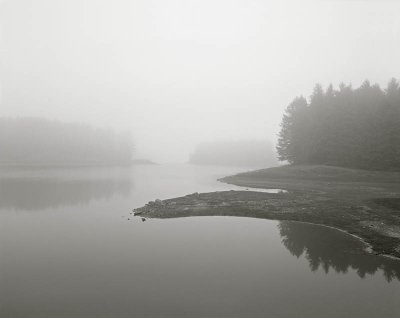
[0,117,134,165]
[277,79,400,170]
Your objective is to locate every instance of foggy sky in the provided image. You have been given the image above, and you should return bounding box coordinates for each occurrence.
[1,0,399,162]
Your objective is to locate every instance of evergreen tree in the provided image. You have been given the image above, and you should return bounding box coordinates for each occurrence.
[277,96,308,163]
[277,79,400,170]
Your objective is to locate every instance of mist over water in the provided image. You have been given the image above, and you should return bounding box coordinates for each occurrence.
[1,0,400,161]
[1,1,400,317]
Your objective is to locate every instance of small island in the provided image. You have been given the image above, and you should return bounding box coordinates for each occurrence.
[189,139,277,168]
[131,159,157,165]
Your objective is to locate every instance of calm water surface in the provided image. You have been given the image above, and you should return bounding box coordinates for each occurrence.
[0,164,399,318]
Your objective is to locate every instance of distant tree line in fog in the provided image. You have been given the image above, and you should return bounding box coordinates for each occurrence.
[0,117,133,165]
[189,140,277,168]
[277,79,400,170]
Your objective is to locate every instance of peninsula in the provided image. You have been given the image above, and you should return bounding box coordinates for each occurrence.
[133,165,400,259]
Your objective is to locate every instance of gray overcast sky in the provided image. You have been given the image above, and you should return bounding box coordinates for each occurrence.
[1,0,399,162]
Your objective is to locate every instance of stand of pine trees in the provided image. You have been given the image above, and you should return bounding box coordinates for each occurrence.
[277,79,400,170]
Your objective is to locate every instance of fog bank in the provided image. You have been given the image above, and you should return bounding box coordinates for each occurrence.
[1,0,399,162]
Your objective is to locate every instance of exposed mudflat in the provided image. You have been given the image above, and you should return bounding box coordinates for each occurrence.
[133,165,400,258]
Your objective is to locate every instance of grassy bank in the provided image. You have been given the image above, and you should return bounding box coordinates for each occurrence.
[133,165,400,258]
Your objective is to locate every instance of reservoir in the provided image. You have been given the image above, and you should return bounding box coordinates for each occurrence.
[1,164,399,318]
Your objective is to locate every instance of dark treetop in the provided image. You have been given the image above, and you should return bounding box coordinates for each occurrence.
[277,79,400,170]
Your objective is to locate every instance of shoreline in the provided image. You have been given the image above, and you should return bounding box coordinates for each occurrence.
[133,165,400,259]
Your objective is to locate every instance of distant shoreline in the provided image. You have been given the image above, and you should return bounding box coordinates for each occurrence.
[133,164,400,259]
[0,159,156,168]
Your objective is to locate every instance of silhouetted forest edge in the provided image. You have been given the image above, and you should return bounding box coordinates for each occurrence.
[277,79,400,171]
[133,164,400,259]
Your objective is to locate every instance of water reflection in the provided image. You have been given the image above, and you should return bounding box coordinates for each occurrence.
[0,167,132,211]
[279,221,400,281]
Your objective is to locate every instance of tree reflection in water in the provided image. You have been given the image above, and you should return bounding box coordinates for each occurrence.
[0,167,132,211]
[278,221,400,282]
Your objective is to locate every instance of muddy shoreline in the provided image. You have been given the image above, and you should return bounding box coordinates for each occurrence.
[133,165,400,259]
